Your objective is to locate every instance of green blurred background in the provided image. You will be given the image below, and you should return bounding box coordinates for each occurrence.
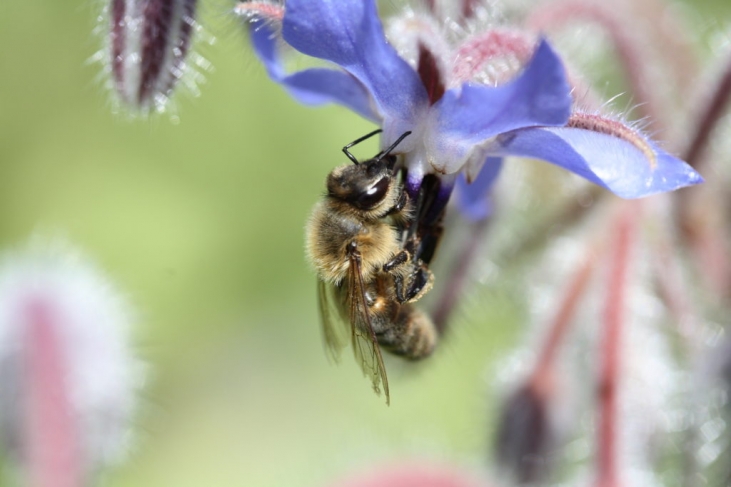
[0,1,729,486]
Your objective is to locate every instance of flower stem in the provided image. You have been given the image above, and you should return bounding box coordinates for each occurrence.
[682,50,731,169]
[674,53,731,298]
[498,186,603,264]
[461,0,479,19]
[24,301,81,487]
[651,236,700,352]
[531,242,598,389]
[431,217,490,335]
[596,203,637,487]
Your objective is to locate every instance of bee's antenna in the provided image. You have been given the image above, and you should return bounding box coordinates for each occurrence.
[374,131,412,163]
[342,129,383,164]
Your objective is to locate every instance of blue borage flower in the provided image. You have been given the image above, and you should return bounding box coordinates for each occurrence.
[239,0,702,220]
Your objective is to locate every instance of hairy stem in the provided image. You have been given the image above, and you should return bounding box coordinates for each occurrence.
[651,234,700,353]
[683,51,731,169]
[461,0,479,19]
[431,217,490,334]
[673,53,731,301]
[531,243,598,388]
[498,186,603,264]
[596,203,637,487]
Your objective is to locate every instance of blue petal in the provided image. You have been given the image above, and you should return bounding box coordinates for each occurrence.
[488,127,703,198]
[429,39,571,171]
[456,157,504,221]
[249,19,378,121]
[281,0,428,137]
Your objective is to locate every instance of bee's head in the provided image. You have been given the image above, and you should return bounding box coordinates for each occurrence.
[326,156,399,214]
[326,131,411,216]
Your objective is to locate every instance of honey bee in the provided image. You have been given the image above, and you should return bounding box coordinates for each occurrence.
[306,129,438,404]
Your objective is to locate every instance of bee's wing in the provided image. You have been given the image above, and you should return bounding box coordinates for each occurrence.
[347,256,390,405]
[317,278,351,363]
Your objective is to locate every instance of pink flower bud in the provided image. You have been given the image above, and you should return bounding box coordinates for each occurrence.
[0,239,141,484]
[328,462,489,487]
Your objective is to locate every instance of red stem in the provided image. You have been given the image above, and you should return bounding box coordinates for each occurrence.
[596,204,637,487]
[675,52,731,301]
[531,245,598,389]
[461,0,479,20]
[431,217,490,335]
[682,50,731,169]
[24,301,82,487]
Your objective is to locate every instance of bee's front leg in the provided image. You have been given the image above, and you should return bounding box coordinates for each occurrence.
[383,249,410,273]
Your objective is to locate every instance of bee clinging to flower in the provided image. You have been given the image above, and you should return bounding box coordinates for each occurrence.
[236,0,702,401]
[307,130,439,404]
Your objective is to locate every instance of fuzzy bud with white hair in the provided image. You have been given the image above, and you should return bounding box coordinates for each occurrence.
[0,239,142,485]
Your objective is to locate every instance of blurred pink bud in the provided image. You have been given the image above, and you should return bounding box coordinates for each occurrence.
[0,239,141,484]
[109,0,198,111]
[328,462,488,487]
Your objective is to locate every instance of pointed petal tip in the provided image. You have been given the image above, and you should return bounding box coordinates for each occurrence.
[490,127,704,199]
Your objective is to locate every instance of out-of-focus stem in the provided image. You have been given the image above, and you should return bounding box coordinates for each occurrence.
[649,219,705,487]
[460,0,479,20]
[24,302,81,487]
[651,234,701,354]
[596,203,637,487]
[675,198,731,300]
[531,243,598,390]
[682,50,731,169]
[431,217,490,335]
[675,53,731,300]
[495,221,601,485]
[498,186,603,265]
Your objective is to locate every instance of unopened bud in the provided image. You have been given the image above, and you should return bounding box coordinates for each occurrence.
[108,0,198,111]
[0,238,142,482]
[494,383,556,485]
[329,462,488,487]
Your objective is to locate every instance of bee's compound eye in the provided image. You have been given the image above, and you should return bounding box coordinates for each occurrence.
[355,177,390,209]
